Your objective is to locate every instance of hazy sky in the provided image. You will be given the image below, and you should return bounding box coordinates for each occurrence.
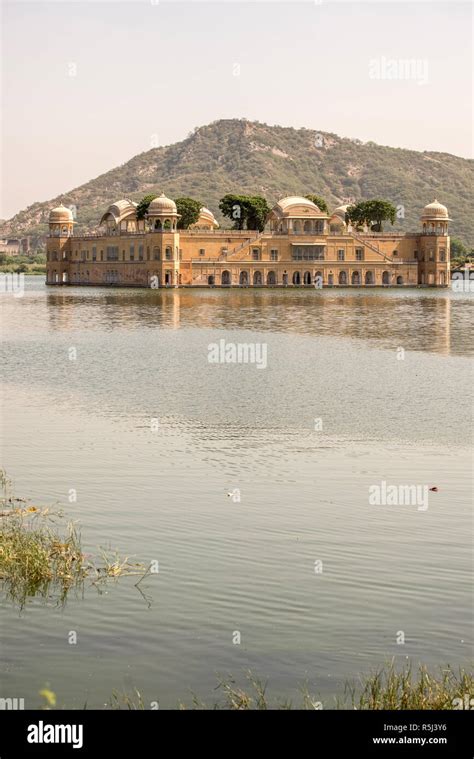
[1,0,472,219]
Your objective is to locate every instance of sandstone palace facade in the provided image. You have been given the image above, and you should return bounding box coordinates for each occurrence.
[46,195,451,288]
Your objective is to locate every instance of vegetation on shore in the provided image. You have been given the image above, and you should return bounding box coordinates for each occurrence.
[0,252,45,275]
[177,664,473,710]
[450,237,474,270]
[0,471,143,607]
[35,663,473,710]
[343,662,473,711]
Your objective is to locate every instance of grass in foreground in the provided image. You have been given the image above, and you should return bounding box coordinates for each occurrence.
[0,470,144,607]
[344,661,473,710]
[47,663,470,710]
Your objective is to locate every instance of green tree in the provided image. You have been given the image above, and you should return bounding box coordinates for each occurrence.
[450,238,467,260]
[366,200,396,231]
[346,199,396,232]
[345,203,366,228]
[219,194,247,230]
[218,194,270,231]
[304,195,329,214]
[136,194,158,220]
[245,196,270,232]
[175,197,202,229]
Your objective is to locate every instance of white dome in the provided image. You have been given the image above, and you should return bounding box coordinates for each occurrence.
[277,196,321,213]
[269,196,326,220]
[147,193,177,216]
[421,199,450,220]
[49,204,74,223]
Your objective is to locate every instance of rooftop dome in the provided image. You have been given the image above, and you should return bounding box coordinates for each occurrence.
[147,193,177,216]
[332,204,350,219]
[269,196,327,220]
[49,204,74,223]
[277,196,321,213]
[195,207,219,228]
[99,199,137,226]
[421,199,450,220]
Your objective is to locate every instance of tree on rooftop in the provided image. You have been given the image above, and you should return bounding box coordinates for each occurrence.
[175,198,202,229]
[346,199,396,232]
[219,194,247,230]
[136,194,158,220]
[304,195,329,214]
[244,196,271,232]
[219,194,270,232]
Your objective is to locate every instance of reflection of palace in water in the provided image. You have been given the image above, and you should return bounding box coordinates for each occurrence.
[46,285,453,355]
[46,195,451,289]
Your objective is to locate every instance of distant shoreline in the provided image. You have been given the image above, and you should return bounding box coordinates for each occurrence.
[0,265,45,275]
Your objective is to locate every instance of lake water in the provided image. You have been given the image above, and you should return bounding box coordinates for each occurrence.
[0,278,472,708]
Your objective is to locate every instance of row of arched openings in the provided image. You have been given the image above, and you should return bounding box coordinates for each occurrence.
[207,271,404,286]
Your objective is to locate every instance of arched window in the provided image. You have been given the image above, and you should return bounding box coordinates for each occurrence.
[239,271,249,286]
[396,275,404,285]
[292,271,301,285]
[163,219,171,230]
[328,273,334,286]
[208,275,215,286]
[365,271,374,285]
[253,271,262,286]
[351,271,360,285]
[382,271,390,285]
[303,271,312,285]
[154,220,162,230]
[282,272,288,285]
[221,270,231,285]
[165,247,172,260]
[267,271,276,286]
[339,271,347,285]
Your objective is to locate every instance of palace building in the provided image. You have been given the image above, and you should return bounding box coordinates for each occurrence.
[46,195,450,288]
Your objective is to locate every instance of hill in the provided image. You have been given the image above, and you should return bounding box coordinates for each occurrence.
[2,119,472,246]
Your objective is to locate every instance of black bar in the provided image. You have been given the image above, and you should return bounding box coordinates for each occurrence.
[0,709,472,756]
